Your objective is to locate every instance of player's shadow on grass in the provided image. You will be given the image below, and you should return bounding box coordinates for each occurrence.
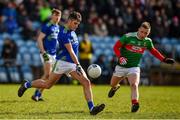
[103,111,131,114]
[28,111,85,115]
[0,112,17,115]
[0,100,28,103]
[0,111,85,116]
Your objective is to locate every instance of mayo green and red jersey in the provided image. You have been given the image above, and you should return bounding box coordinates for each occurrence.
[115,32,164,68]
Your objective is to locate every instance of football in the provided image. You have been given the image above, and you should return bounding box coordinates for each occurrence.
[87,64,102,79]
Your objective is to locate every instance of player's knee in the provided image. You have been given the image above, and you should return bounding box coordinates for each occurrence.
[42,74,49,80]
[130,83,138,89]
[44,83,52,89]
[82,79,91,88]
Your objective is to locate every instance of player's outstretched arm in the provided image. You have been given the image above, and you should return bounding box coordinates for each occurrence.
[65,43,82,75]
[149,47,175,64]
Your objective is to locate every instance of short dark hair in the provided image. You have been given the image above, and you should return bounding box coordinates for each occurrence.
[140,22,151,29]
[68,11,82,22]
[52,8,61,15]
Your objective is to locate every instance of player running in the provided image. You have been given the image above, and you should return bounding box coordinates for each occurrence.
[31,8,61,101]
[18,11,105,115]
[108,22,175,112]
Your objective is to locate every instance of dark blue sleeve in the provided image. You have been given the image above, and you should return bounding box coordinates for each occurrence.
[41,24,48,34]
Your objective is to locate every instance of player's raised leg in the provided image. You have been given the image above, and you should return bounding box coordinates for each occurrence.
[127,71,140,112]
[108,76,123,98]
[70,69,105,115]
[108,66,126,98]
[18,73,62,97]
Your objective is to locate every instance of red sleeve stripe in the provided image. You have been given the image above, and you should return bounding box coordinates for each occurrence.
[149,47,165,61]
[113,40,123,58]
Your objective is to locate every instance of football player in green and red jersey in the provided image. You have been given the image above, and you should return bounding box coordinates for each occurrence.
[108,22,175,112]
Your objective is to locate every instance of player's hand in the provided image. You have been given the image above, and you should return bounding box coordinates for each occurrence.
[163,57,175,64]
[119,56,128,65]
[76,64,83,75]
[42,52,50,62]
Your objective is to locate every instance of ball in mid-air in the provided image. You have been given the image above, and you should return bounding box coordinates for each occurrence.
[87,64,101,79]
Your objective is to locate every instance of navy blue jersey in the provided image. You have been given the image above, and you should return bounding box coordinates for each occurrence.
[41,22,59,55]
[56,25,79,63]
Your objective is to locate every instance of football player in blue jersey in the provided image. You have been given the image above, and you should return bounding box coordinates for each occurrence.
[18,11,105,115]
[31,8,61,101]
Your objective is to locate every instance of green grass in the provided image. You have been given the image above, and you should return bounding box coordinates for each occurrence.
[0,84,180,119]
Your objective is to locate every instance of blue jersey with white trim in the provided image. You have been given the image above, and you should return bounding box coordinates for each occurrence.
[41,22,59,55]
[56,25,79,63]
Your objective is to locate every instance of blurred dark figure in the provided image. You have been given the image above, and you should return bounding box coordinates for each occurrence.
[4,16,18,34]
[110,55,118,72]
[1,38,19,82]
[151,16,166,39]
[115,17,127,36]
[21,19,37,40]
[0,15,6,32]
[1,38,18,66]
[79,33,94,72]
[169,16,180,38]
[94,54,111,84]
[2,1,17,18]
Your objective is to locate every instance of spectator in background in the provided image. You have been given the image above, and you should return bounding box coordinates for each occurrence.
[22,0,39,21]
[169,16,180,38]
[115,17,127,36]
[0,15,6,32]
[1,37,18,83]
[16,3,36,40]
[1,37,18,66]
[2,2,17,19]
[79,33,94,73]
[94,54,110,84]
[21,19,37,40]
[0,0,180,39]
[107,18,116,36]
[151,16,166,39]
[94,18,108,36]
[132,9,144,30]
[122,6,133,32]
[4,16,18,34]
[38,1,52,23]
[61,9,70,24]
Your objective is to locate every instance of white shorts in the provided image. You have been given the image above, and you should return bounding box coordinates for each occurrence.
[113,65,140,77]
[52,60,76,74]
[40,53,56,64]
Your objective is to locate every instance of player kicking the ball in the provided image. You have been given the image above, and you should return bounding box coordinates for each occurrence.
[18,11,105,115]
[108,22,175,112]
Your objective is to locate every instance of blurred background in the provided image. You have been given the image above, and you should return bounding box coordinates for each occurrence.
[0,0,180,85]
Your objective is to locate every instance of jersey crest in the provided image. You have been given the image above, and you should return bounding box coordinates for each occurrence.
[69,32,78,44]
[125,44,146,54]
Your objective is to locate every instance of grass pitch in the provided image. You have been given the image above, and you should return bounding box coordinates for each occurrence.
[0,84,180,119]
